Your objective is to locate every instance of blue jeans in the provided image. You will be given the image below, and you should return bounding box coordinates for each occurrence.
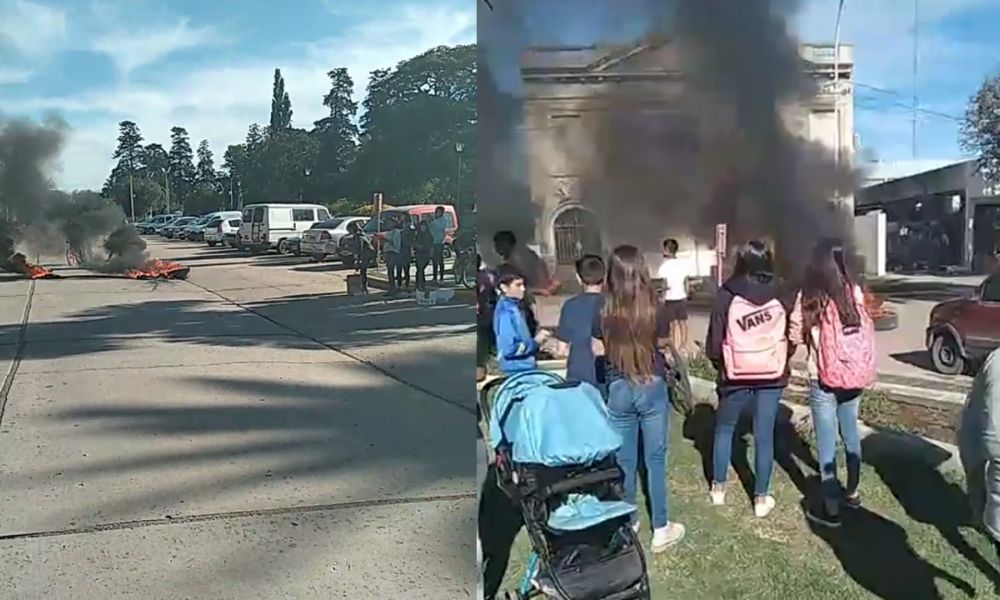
[607,376,670,528]
[712,387,783,497]
[809,382,862,501]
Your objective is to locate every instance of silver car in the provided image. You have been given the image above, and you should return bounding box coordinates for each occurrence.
[299,217,368,260]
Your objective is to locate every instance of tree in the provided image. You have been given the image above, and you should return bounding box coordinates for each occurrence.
[222,144,247,208]
[239,124,269,205]
[353,45,476,206]
[168,126,196,211]
[196,140,217,184]
[109,120,144,218]
[961,72,1000,181]
[141,143,169,181]
[311,67,359,201]
[112,121,144,174]
[269,68,293,132]
[265,128,320,202]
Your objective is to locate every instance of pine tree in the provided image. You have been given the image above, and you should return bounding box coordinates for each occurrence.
[196,140,216,184]
[168,127,196,211]
[269,68,293,131]
[111,121,144,177]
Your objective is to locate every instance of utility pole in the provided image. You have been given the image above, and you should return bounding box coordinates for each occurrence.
[164,170,171,213]
[833,0,845,170]
[128,171,135,222]
[912,0,919,159]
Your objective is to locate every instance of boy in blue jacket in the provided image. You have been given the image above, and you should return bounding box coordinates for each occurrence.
[492,264,549,374]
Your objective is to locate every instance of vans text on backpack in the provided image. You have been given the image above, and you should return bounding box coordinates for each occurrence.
[722,297,789,381]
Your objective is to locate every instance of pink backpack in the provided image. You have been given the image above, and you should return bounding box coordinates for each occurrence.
[723,297,788,381]
[816,286,876,390]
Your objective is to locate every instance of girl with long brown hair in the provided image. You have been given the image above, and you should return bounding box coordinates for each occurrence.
[706,240,789,519]
[594,245,686,552]
[789,238,869,528]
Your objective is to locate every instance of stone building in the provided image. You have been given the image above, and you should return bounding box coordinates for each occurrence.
[519,39,855,277]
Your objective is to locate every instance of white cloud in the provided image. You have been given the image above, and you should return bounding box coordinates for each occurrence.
[35,2,475,191]
[0,67,34,85]
[91,17,224,77]
[0,0,67,58]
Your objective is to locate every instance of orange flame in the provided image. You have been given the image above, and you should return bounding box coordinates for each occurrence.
[8,254,57,279]
[862,287,889,318]
[23,263,55,279]
[125,259,189,280]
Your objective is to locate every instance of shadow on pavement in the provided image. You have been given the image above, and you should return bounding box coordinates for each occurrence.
[0,264,477,590]
[890,350,939,375]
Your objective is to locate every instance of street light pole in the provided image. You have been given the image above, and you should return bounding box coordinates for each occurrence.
[164,169,171,213]
[455,142,464,206]
[128,171,136,222]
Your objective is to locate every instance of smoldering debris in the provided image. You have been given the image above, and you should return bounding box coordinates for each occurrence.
[0,116,160,276]
[479,0,859,272]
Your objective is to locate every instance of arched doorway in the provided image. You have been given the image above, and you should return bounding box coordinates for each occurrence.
[553,207,603,265]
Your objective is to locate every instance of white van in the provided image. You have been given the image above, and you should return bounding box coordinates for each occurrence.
[238,203,332,254]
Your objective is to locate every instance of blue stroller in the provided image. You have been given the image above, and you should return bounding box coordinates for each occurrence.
[483,371,651,600]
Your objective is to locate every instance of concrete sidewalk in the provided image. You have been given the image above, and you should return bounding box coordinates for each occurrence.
[0,240,476,598]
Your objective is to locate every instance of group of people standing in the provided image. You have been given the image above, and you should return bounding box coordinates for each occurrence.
[342,206,451,295]
[479,233,880,599]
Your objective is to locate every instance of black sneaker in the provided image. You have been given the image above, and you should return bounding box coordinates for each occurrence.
[844,493,862,509]
[805,502,842,528]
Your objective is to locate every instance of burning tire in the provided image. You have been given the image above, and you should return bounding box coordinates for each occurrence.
[930,333,965,376]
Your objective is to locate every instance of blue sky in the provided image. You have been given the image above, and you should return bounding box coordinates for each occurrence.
[795,0,1000,165]
[1,0,998,191]
[0,0,475,190]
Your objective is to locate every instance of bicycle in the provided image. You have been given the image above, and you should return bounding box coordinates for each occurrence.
[452,245,478,289]
[65,246,82,266]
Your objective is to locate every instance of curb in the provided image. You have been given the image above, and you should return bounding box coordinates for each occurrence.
[687,376,963,474]
[495,362,964,475]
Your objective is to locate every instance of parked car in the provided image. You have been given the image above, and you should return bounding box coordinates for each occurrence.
[339,205,458,267]
[140,214,176,234]
[237,203,332,254]
[154,215,183,235]
[180,215,212,241]
[203,212,243,247]
[926,271,1000,375]
[162,216,197,239]
[300,217,368,261]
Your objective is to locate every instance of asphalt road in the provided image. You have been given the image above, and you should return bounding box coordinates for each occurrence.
[0,238,476,599]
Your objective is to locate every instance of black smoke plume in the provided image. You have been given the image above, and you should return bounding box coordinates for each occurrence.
[478,0,857,274]
[0,115,145,271]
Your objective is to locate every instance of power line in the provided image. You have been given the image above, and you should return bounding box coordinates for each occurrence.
[852,81,964,122]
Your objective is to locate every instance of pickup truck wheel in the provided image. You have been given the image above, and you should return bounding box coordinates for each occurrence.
[207,241,217,247]
[930,333,965,376]
[278,239,290,254]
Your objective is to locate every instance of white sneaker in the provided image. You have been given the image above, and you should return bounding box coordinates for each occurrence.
[754,495,776,518]
[631,521,640,534]
[709,486,726,506]
[651,522,685,553]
